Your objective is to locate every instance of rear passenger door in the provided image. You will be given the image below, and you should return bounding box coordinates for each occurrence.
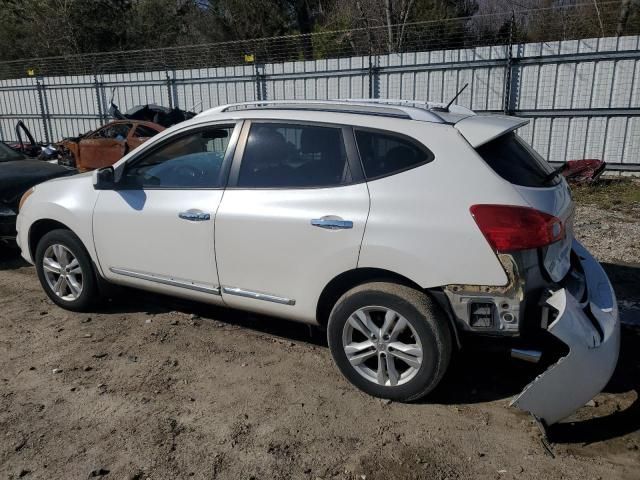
[215,121,370,323]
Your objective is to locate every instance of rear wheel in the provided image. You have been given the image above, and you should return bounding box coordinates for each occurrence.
[327,282,452,401]
[35,229,99,311]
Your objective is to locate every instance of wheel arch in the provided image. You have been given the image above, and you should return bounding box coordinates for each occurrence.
[28,218,74,260]
[29,218,113,296]
[316,267,461,348]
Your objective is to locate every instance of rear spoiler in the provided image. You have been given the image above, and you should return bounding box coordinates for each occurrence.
[455,115,530,148]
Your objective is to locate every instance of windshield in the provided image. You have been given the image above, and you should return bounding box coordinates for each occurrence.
[475,132,560,188]
[0,141,24,162]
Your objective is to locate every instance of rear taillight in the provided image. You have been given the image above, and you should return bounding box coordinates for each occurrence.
[470,204,564,253]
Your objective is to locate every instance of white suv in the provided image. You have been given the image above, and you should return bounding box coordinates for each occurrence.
[16,100,619,426]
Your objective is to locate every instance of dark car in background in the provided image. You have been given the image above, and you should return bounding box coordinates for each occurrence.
[0,141,75,244]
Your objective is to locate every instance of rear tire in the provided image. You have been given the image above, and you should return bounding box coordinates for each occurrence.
[35,229,99,312]
[327,282,452,401]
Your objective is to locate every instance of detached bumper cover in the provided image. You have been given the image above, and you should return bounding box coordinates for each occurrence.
[511,240,620,425]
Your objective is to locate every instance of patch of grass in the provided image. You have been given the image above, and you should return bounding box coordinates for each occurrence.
[571,178,640,212]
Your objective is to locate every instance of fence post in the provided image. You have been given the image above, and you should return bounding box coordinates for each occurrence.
[502,12,523,116]
[368,55,380,99]
[35,77,51,144]
[254,63,267,101]
[100,82,109,122]
[93,75,105,124]
[166,70,177,109]
[503,13,513,114]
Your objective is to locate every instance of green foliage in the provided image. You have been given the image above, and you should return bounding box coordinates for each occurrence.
[0,0,481,62]
[0,0,636,68]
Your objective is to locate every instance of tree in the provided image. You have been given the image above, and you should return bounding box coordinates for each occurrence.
[0,0,635,69]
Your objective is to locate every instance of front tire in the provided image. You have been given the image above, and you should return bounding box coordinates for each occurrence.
[327,282,452,401]
[35,229,99,312]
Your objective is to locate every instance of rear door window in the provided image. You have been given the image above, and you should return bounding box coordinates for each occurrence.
[237,123,351,188]
[355,129,433,179]
[475,132,559,187]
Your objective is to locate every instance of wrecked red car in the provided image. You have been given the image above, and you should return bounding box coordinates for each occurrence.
[59,120,164,172]
[561,159,607,184]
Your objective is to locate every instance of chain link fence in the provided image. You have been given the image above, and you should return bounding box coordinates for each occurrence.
[0,1,639,168]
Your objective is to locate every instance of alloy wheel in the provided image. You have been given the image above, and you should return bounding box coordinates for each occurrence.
[42,244,84,301]
[342,306,423,387]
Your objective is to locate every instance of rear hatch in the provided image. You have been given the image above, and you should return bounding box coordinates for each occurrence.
[456,115,574,282]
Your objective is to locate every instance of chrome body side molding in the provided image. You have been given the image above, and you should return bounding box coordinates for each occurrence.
[110,267,221,295]
[222,286,295,306]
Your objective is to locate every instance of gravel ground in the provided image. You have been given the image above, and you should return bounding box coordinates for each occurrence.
[574,203,640,326]
[0,202,639,480]
[575,204,640,266]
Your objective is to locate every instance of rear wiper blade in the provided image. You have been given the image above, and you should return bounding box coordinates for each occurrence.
[544,163,567,182]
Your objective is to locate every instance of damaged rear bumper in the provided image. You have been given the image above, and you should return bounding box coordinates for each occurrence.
[510,240,620,425]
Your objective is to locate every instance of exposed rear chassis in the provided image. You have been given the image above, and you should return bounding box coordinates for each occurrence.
[511,240,620,425]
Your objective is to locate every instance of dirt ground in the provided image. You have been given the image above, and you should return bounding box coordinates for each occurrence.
[1,198,639,479]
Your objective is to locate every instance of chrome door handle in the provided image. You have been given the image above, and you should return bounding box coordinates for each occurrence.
[179,211,211,221]
[311,218,353,230]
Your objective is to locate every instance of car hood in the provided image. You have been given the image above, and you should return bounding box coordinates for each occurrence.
[43,169,92,184]
[0,160,76,206]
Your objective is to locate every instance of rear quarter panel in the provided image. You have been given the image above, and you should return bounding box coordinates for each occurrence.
[358,123,531,288]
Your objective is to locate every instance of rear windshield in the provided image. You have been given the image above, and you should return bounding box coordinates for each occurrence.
[475,132,560,188]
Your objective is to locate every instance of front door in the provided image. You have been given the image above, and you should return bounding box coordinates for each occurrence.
[215,120,370,323]
[93,122,240,302]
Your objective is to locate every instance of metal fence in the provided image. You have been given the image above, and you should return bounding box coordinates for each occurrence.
[0,1,639,169]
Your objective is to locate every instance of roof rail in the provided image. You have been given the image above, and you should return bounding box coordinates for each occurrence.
[338,98,476,117]
[197,99,447,122]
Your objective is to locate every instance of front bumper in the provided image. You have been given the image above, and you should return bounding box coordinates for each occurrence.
[511,240,620,425]
[15,209,33,263]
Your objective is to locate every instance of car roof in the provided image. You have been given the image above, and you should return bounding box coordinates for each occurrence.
[195,99,474,125]
[189,99,530,148]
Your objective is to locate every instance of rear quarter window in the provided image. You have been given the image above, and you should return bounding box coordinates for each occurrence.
[475,132,560,188]
[355,129,433,179]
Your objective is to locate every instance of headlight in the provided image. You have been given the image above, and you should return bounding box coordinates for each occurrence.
[18,187,35,211]
[0,205,16,217]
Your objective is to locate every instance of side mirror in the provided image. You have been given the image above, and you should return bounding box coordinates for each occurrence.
[93,166,115,190]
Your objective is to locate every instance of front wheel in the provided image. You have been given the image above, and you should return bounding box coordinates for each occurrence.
[35,229,99,312]
[327,282,452,401]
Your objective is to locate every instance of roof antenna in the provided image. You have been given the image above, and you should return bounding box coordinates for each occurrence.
[431,83,469,112]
